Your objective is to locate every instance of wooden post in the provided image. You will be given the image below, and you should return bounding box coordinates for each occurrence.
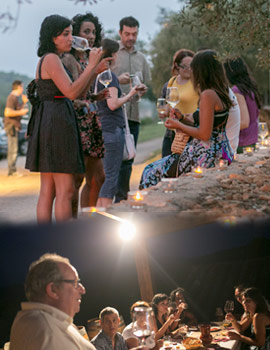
[133,236,154,302]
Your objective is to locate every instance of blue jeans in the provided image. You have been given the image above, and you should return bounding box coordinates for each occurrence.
[114,120,140,202]
[6,126,18,175]
[99,127,125,199]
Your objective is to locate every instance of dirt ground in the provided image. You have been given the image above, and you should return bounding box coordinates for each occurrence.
[0,138,162,223]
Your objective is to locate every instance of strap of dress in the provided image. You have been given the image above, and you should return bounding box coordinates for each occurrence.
[38,55,48,80]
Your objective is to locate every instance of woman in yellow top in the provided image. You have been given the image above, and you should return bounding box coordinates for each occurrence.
[160,49,199,157]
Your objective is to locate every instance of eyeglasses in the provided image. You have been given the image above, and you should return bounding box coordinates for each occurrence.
[179,64,191,70]
[57,279,82,289]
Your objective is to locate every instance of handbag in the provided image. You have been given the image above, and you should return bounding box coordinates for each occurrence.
[171,129,190,154]
[122,103,136,161]
[167,76,190,154]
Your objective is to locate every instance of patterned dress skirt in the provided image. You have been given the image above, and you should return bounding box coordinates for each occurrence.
[139,129,233,189]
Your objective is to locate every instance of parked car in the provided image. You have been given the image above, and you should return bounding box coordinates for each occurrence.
[0,116,29,158]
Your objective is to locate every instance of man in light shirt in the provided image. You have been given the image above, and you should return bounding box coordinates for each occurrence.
[10,253,94,350]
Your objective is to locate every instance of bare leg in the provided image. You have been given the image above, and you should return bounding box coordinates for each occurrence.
[81,156,105,208]
[72,173,84,218]
[96,197,113,208]
[53,173,75,222]
[37,173,55,223]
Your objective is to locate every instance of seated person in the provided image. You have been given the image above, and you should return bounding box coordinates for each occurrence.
[91,307,128,350]
[169,287,198,327]
[122,301,156,349]
[151,293,176,341]
[228,288,270,350]
[139,50,233,190]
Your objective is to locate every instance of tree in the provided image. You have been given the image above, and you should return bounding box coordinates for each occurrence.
[150,6,270,105]
[178,0,270,68]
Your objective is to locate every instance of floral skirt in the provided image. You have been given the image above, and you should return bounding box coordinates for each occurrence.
[139,130,233,189]
[77,112,105,158]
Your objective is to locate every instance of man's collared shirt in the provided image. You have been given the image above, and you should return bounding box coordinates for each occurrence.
[112,41,151,123]
[91,330,128,350]
[10,302,95,350]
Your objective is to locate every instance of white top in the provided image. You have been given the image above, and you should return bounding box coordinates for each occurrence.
[122,322,155,349]
[226,89,241,154]
[10,302,95,350]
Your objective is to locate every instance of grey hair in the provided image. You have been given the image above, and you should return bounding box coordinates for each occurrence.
[25,253,70,302]
[99,307,119,320]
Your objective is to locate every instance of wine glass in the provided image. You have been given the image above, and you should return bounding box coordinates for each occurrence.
[131,73,143,102]
[72,36,91,51]
[224,300,234,326]
[166,87,179,109]
[131,306,155,346]
[156,98,167,124]
[99,69,112,88]
[258,122,269,145]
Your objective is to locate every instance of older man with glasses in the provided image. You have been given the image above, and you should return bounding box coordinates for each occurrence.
[9,253,94,350]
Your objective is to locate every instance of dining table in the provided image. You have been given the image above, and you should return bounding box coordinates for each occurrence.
[162,323,240,350]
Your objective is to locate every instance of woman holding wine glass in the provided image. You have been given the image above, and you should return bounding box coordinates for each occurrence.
[159,49,199,157]
[61,12,110,216]
[140,50,233,189]
[151,294,177,341]
[224,57,261,153]
[95,39,138,208]
[227,288,270,350]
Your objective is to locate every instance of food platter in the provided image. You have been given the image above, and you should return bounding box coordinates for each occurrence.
[210,327,221,332]
[182,337,202,349]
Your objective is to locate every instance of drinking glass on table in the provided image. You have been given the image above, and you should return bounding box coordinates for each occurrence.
[98,69,112,88]
[132,306,155,345]
[166,87,179,109]
[224,300,234,326]
[157,98,167,124]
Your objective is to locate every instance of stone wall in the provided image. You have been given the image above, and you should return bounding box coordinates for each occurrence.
[110,148,270,223]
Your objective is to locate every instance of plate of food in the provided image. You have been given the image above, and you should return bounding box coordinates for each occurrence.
[210,327,221,332]
[182,337,202,350]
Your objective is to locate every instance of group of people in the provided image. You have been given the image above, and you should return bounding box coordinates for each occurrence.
[6,10,260,220]
[139,49,260,189]
[8,254,270,350]
[23,13,150,222]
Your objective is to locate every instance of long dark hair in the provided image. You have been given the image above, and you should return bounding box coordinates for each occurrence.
[224,57,261,108]
[191,50,232,110]
[151,293,169,318]
[243,287,270,315]
[37,15,72,57]
[171,49,194,76]
[72,12,103,47]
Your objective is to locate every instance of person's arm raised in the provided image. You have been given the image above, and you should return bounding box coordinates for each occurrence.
[106,86,138,111]
[41,49,103,100]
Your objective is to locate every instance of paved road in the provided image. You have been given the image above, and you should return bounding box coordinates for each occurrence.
[0,138,162,223]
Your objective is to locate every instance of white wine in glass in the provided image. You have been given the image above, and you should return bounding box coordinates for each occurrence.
[156,98,167,124]
[166,87,179,108]
[99,69,112,88]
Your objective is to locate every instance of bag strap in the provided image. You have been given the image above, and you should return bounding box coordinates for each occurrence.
[122,103,131,135]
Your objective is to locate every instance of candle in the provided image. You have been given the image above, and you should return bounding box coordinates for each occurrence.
[215,158,228,170]
[161,178,178,193]
[243,147,253,156]
[191,166,204,178]
[128,191,147,208]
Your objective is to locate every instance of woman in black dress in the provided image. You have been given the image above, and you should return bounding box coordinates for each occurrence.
[25,15,103,222]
